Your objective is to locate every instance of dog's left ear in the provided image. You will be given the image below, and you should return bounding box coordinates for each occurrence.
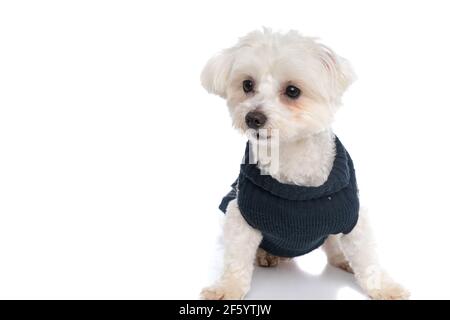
[318,45,356,98]
[200,48,235,99]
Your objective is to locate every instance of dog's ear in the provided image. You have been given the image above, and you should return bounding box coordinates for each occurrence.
[200,48,235,98]
[318,44,356,98]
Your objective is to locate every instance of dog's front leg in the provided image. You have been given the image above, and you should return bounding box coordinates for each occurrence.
[201,199,262,300]
[340,208,410,300]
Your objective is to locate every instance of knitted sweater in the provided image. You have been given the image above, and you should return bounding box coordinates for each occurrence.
[219,136,359,258]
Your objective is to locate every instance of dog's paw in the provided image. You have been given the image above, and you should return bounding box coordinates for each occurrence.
[200,283,247,300]
[359,270,410,300]
[367,281,410,300]
[256,248,280,268]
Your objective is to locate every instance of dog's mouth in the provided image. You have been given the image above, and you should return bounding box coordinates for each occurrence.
[247,130,271,141]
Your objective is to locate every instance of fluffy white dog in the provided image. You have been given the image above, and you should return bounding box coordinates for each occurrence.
[200,29,409,300]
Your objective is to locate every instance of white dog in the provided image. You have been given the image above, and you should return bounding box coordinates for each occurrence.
[200,29,409,300]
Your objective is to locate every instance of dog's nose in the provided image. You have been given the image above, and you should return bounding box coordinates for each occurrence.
[245,111,267,129]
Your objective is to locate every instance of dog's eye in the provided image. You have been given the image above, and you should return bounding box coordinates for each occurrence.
[242,80,254,93]
[285,85,301,99]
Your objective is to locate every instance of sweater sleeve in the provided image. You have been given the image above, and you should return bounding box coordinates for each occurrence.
[218,178,239,213]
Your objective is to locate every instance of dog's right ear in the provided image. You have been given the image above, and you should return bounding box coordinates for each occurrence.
[200,48,235,99]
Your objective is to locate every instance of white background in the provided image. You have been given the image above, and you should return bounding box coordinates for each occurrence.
[1,0,449,299]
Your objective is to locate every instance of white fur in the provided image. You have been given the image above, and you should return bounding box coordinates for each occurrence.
[200,29,409,300]
[201,200,262,300]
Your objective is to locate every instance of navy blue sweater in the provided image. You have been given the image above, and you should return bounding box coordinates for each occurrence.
[219,136,359,258]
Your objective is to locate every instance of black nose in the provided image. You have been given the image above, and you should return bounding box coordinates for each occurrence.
[245,111,267,129]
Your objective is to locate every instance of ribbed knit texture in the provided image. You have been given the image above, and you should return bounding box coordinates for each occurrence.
[219,135,359,258]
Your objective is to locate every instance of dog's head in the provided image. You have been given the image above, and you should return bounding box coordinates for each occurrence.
[201,29,355,142]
